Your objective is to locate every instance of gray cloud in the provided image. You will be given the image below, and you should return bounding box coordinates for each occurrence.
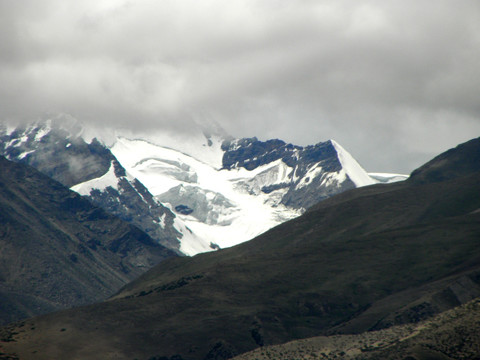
[1,0,479,173]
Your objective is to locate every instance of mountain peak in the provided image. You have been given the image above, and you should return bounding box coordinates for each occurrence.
[330,139,375,188]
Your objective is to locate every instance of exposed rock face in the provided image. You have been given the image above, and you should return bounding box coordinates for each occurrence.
[221,137,302,171]
[0,121,112,187]
[73,160,182,251]
[0,119,183,252]
[222,137,366,209]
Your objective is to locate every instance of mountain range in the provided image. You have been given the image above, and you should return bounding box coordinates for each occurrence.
[0,118,184,253]
[0,117,405,255]
[0,136,477,359]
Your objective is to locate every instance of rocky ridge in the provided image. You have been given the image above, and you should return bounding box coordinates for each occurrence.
[0,118,183,252]
[221,137,375,209]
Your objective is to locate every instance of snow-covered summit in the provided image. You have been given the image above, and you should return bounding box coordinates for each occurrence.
[110,135,302,250]
[220,136,376,209]
[0,116,393,256]
[110,132,378,251]
[330,139,376,188]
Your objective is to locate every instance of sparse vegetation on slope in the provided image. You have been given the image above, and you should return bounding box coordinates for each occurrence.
[233,298,480,360]
[0,138,479,359]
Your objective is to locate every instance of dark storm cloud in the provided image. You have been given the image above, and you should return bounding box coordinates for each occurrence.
[1,0,479,172]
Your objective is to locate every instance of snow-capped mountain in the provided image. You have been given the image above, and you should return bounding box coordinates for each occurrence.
[0,116,402,255]
[220,137,376,209]
[111,136,302,252]
[0,117,186,253]
[109,131,378,251]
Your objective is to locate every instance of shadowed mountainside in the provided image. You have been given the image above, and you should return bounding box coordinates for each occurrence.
[0,156,176,325]
[409,137,480,184]
[0,138,479,359]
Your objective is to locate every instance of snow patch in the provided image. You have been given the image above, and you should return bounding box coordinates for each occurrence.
[111,128,226,169]
[320,170,347,188]
[296,163,323,190]
[18,150,35,160]
[369,173,409,183]
[7,135,29,148]
[331,140,375,187]
[3,124,16,136]
[235,159,293,195]
[34,121,52,141]
[158,213,166,229]
[171,213,212,256]
[71,161,119,196]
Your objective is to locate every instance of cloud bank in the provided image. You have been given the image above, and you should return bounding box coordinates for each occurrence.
[1,0,479,172]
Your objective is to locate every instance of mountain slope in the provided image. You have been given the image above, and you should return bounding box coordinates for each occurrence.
[409,136,480,184]
[0,138,478,359]
[0,118,186,253]
[0,155,176,325]
[233,298,480,360]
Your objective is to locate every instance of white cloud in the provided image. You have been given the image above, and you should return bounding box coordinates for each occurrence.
[0,0,479,172]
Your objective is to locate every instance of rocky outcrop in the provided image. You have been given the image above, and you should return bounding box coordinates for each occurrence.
[222,138,362,209]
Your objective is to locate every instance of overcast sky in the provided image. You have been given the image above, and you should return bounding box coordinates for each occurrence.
[1,0,479,173]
